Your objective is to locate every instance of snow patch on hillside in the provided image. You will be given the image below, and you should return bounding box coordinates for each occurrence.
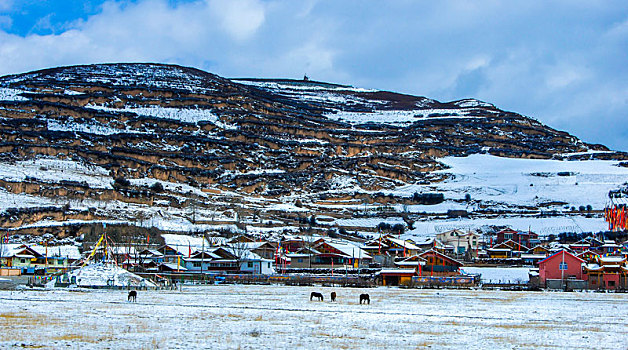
[47,119,144,135]
[88,105,223,125]
[325,109,488,125]
[0,158,112,189]
[432,154,628,209]
[0,87,28,101]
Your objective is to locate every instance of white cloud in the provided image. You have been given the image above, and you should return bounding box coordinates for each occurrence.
[0,0,12,11]
[0,0,626,151]
[209,0,265,41]
[545,65,588,90]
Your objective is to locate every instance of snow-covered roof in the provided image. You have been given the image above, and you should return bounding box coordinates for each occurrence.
[385,237,420,250]
[599,256,626,263]
[395,260,426,266]
[140,249,164,257]
[231,241,271,250]
[0,244,30,257]
[538,250,584,264]
[108,246,138,256]
[378,269,418,275]
[161,234,210,255]
[520,254,547,259]
[31,245,81,260]
[317,239,372,259]
[161,263,187,271]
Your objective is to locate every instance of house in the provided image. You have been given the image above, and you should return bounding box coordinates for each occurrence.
[496,229,539,248]
[435,230,480,256]
[0,244,41,274]
[108,246,139,265]
[394,255,426,269]
[228,234,257,243]
[237,250,274,274]
[521,245,550,265]
[527,245,550,255]
[313,239,372,268]
[496,240,528,253]
[599,241,622,255]
[486,247,512,259]
[520,253,547,265]
[159,234,211,262]
[287,239,372,269]
[418,250,463,276]
[279,234,325,253]
[30,245,81,273]
[182,251,225,273]
[576,250,598,263]
[158,262,188,273]
[236,241,277,260]
[538,250,585,287]
[185,247,241,273]
[569,239,592,254]
[363,235,420,257]
[583,255,628,290]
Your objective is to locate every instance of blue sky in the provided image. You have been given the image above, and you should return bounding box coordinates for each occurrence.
[1,0,626,150]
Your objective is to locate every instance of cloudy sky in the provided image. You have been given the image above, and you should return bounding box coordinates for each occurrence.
[0,0,626,150]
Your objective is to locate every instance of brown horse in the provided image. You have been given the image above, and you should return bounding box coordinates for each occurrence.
[310,292,323,301]
[128,290,137,302]
[359,293,370,304]
[331,291,337,302]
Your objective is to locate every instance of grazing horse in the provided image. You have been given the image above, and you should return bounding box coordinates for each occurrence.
[330,291,337,302]
[359,293,370,304]
[128,290,137,302]
[310,292,324,301]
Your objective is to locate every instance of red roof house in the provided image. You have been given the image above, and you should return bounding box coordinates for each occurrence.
[538,250,584,286]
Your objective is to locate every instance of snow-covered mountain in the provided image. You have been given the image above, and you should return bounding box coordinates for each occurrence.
[0,63,626,240]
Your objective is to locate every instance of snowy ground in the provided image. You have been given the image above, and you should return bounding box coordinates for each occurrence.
[1,285,626,349]
[461,267,531,283]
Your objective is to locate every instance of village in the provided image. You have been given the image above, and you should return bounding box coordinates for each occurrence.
[1,225,627,292]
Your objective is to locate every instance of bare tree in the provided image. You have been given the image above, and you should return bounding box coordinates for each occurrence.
[225,240,251,272]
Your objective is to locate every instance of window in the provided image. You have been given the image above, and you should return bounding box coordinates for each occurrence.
[21,259,26,263]
[248,262,253,268]
[193,262,201,267]
[267,263,271,268]
[608,281,615,287]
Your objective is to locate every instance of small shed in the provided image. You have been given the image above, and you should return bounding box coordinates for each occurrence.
[378,269,418,286]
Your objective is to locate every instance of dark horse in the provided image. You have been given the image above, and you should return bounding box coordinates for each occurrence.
[359,293,370,304]
[128,290,137,302]
[330,291,337,302]
[310,292,323,301]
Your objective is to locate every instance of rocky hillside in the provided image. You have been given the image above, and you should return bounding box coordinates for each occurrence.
[0,63,626,239]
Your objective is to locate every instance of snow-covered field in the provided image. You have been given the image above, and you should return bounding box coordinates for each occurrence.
[461,267,531,283]
[1,285,626,349]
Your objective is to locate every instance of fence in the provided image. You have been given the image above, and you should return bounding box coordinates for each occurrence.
[136,272,375,287]
[411,275,480,288]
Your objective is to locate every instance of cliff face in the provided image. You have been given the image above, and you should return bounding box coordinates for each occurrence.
[0,63,624,238]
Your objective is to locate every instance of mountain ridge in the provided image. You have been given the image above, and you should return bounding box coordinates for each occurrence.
[0,63,626,240]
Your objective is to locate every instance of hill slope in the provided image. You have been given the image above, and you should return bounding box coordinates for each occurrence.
[0,63,626,240]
